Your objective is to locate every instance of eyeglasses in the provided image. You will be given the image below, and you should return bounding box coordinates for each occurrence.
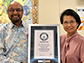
[63,21,76,25]
[8,8,23,12]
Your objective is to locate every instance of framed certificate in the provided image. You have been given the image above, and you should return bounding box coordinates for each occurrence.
[28,24,60,63]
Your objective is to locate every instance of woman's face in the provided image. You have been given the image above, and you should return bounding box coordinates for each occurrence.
[63,15,78,34]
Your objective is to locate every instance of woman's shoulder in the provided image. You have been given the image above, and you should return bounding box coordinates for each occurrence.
[60,34,67,46]
[77,33,84,40]
[74,32,84,45]
[60,34,67,39]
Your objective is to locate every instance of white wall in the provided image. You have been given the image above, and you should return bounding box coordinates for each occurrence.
[38,0,84,36]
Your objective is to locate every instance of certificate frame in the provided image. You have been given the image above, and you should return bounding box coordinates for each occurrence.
[28,24,60,63]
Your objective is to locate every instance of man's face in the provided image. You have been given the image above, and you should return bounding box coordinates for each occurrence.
[7,2,23,22]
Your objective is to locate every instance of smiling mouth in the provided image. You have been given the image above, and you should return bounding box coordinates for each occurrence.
[13,16,19,18]
[67,28,73,30]
[12,14,20,17]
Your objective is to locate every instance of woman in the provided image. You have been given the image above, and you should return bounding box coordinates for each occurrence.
[60,9,84,63]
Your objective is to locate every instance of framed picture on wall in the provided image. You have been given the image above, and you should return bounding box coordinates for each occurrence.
[28,24,60,63]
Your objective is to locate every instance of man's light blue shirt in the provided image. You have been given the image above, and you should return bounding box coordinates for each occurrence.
[0,21,28,63]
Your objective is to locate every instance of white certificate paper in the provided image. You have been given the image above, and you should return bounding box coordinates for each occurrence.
[34,30,54,59]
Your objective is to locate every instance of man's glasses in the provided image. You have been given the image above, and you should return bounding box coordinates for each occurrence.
[63,21,76,25]
[8,8,23,12]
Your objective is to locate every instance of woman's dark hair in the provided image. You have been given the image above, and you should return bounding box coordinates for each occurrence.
[60,9,81,29]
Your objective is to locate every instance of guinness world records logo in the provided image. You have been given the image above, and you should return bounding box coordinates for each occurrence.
[40,32,48,41]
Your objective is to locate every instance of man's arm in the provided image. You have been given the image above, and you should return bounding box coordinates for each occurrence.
[0,28,20,63]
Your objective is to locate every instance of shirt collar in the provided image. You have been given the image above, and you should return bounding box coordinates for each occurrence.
[9,21,26,29]
[66,31,78,42]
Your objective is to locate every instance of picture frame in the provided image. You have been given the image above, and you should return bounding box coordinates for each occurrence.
[28,24,60,63]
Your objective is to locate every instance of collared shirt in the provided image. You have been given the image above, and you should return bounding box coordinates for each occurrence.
[0,21,28,63]
[60,31,84,63]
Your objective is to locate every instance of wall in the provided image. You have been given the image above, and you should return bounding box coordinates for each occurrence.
[38,0,84,36]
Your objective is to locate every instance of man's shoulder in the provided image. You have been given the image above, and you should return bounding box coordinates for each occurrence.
[0,24,6,30]
[0,22,11,31]
[22,21,29,29]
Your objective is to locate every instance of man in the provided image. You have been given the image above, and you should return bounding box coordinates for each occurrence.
[0,1,28,63]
